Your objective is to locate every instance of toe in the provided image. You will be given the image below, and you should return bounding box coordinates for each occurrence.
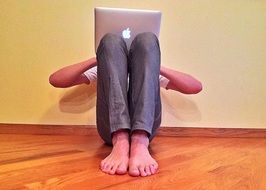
[145,165,151,176]
[150,165,156,174]
[139,166,147,177]
[109,164,118,175]
[100,160,106,170]
[116,164,127,175]
[129,166,140,177]
[101,163,107,172]
[103,164,111,173]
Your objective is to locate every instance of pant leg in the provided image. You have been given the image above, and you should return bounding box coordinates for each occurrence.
[128,32,162,141]
[96,33,131,145]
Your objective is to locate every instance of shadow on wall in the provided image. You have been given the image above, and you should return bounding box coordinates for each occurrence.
[40,83,200,124]
[59,83,97,113]
[55,84,202,122]
[38,83,97,125]
[161,90,201,122]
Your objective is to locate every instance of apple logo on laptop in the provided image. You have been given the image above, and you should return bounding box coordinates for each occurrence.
[122,28,131,39]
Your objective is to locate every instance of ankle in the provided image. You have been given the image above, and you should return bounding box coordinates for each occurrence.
[112,129,129,145]
[131,130,149,147]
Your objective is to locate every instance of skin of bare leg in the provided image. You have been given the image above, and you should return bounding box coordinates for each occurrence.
[100,129,130,175]
[129,130,159,177]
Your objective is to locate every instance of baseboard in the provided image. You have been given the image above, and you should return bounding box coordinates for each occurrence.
[0,123,98,136]
[157,127,266,138]
[0,123,266,138]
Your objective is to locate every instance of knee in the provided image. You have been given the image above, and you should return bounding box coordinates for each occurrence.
[99,33,125,49]
[132,32,159,51]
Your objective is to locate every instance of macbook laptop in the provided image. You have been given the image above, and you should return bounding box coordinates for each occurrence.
[94,7,162,52]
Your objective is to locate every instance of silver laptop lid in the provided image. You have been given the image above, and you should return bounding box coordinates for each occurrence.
[94,7,162,52]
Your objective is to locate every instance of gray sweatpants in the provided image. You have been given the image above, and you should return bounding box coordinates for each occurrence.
[96,32,161,145]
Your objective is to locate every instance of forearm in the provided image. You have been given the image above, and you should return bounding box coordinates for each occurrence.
[160,66,202,94]
[49,57,97,88]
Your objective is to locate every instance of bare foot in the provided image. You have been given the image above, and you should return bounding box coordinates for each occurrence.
[100,130,129,175]
[129,130,159,177]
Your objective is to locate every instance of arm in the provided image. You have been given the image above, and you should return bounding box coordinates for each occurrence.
[49,57,97,88]
[160,66,202,94]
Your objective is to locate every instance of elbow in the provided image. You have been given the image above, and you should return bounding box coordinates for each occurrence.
[49,74,59,87]
[167,80,203,94]
[49,74,67,88]
[181,82,203,94]
[187,82,203,94]
[192,82,203,94]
